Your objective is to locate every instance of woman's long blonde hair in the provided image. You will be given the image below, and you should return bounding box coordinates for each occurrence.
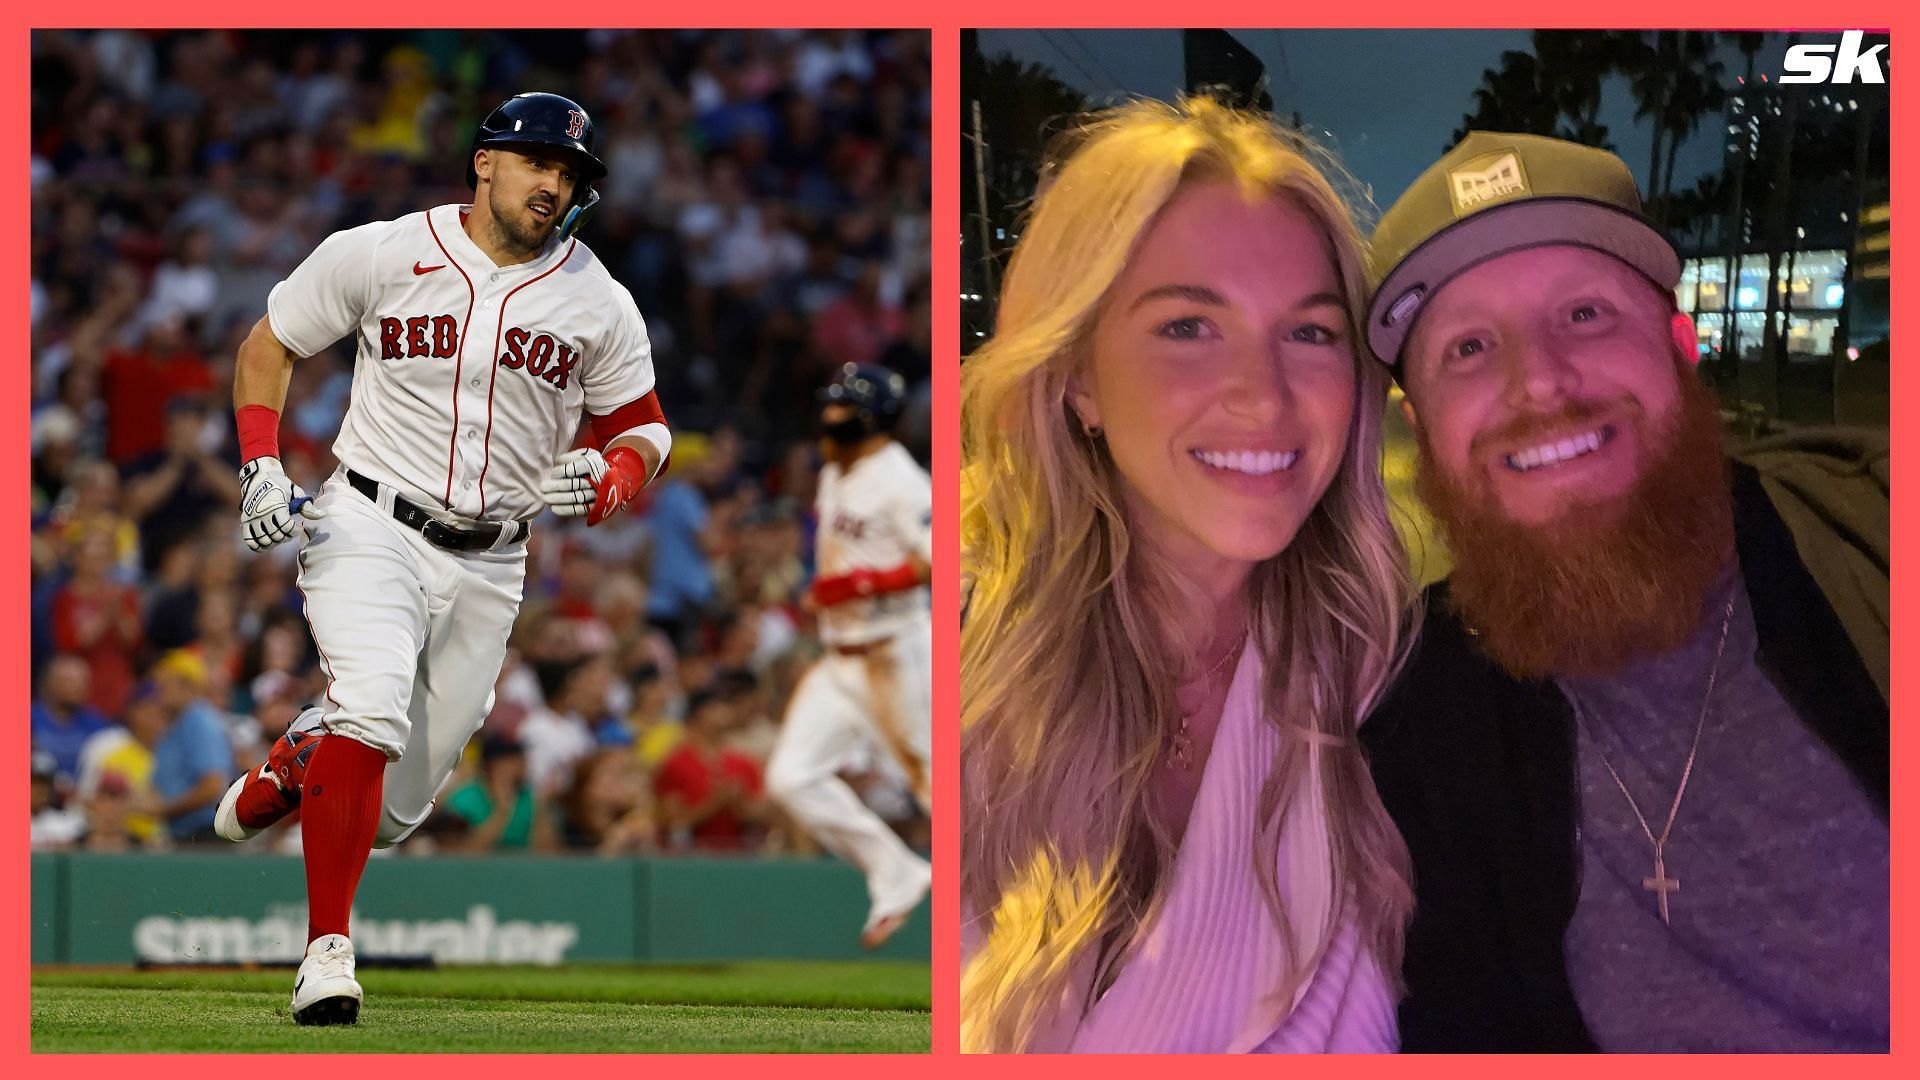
[960,96,1417,1053]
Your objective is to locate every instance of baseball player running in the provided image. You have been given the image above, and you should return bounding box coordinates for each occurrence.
[212,92,670,1026]
[768,363,933,949]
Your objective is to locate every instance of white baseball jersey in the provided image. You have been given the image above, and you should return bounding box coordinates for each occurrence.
[814,441,932,647]
[267,203,656,522]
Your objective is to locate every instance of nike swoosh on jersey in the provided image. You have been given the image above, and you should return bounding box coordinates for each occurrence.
[413,262,446,275]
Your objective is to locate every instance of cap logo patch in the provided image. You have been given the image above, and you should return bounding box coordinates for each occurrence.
[1384,284,1427,328]
[566,110,587,140]
[1448,151,1530,216]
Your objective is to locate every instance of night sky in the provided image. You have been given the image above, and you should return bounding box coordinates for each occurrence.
[977,29,1799,212]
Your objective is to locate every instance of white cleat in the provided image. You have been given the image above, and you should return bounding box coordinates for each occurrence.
[862,859,933,950]
[213,766,272,842]
[292,933,363,1026]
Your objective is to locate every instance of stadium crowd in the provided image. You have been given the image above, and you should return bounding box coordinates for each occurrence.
[29,29,933,858]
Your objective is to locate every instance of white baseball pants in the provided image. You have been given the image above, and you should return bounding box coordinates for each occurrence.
[767,619,933,928]
[295,470,526,847]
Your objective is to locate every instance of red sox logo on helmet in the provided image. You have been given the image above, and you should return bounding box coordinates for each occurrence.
[566,110,586,140]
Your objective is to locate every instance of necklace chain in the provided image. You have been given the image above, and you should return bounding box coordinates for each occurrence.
[1168,632,1246,771]
[1575,593,1736,926]
[1187,634,1244,690]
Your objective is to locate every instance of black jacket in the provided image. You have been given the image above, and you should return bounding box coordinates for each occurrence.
[1361,447,1889,1052]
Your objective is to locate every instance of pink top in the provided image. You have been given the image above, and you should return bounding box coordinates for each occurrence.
[1011,644,1399,1053]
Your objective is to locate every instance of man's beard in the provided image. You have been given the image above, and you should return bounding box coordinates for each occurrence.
[1415,362,1735,680]
[489,187,553,256]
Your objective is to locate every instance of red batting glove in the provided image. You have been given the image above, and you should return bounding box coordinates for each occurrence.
[808,562,922,608]
[588,445,648,526]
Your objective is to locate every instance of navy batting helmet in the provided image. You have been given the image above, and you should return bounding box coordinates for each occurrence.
[466,92,607,240]
[818,362,907,442]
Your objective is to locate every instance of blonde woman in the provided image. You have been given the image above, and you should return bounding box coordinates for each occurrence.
[960,97,1416,1053]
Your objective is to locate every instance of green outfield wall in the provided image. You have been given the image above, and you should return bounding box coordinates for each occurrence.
[30,852,929,965]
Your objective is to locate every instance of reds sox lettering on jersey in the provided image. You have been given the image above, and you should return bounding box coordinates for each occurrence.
[267,203,657,521]
[812,441,933,646]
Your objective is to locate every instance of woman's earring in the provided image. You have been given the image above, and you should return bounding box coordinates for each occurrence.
[1084,422,1103,440]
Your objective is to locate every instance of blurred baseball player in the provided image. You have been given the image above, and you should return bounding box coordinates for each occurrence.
[768,363,933,949]
[212,92,670,1026]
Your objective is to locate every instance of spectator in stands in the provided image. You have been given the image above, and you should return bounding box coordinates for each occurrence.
[809,258,905,369]
[143,649,239,841]
[564,749,659,855]
[100,315,213,466]
[549,544,615,654]
[878,278,930,388]
[31,750,87,852]
[44,458,142,578]
[31,654,111,786]
[121,397,240,574]
[228,668,305,765]
[81,774,149,852]
[645,429,742,647]
[597,573,674,701]
[52,531,144,717]
[186,588,244,705]
[715,665,782,765]
[236,611,318,708]
[149,535,241,664]
[709,613,762,675]
[138,226,218,332]
[75,686,168,849]
[445,734,559,853]
[627,663,683,768]
[31,398,83,518]
[143,541,205,653]
[654,682,768,851]
[718,501,805,610]
[522,655,614,793]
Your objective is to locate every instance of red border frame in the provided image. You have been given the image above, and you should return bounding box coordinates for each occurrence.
[11,5,1914,1070]
[944,9,1907,1070]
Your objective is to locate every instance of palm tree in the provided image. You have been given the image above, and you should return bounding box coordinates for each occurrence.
[1672,170,1730,252]
[1449,50,1568,149]
[1656,32,1728,223]
[1537,30,1635,150]
[1626,32,1674,213]
[1532,32,1607,136]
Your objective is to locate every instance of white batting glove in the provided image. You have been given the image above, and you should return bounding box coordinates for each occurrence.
[542,447,608,518]
[238,456,325,552]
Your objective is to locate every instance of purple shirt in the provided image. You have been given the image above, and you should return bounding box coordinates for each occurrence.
[970,645,1398,1053]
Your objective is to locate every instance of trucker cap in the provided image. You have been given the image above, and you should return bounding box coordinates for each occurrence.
[1366,131,1681,370]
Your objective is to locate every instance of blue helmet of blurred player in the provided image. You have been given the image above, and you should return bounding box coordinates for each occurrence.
[817,362,907,447]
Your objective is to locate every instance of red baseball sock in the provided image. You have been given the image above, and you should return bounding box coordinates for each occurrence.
[300,735,388,943]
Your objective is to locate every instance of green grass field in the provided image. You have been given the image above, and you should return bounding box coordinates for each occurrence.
[31,961,930,1052]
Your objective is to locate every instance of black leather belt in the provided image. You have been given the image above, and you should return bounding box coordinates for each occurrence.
[347,469,529,552]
